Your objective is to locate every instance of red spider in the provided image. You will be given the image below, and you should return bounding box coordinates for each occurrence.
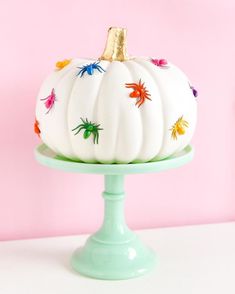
[125,79,151,107]
[34,119,40,137]
[40,88,56,114]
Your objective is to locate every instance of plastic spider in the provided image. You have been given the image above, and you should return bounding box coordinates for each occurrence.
[189,84,198,97]
[56,59,71,70]
[76,61,105,77]
[170,116,189,140]
[40,88,56,114]
[34,119,40,137]
[125,79,151,107]
[72,118,103,144]
[151,58,168,68]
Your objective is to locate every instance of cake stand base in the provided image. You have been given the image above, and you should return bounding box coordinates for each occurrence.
[71,174,155,280]
[72,234,155,280]
[35,144,194,280]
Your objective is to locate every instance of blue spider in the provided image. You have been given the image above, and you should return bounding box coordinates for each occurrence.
[76,61,105,77]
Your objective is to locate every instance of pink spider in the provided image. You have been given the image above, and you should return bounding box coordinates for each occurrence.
[40,88,56,114]
[151,58,168,67]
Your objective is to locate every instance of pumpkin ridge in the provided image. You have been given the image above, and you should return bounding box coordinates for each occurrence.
[123,60,143,162]
[90,61,112,163]
[112,62,134,163]
[58,62,91,158]
[131,59,162,161]
[66,61,92,159]
[36,65,76,156]
[133,59,169,159]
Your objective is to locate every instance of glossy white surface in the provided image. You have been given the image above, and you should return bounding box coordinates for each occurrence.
[36,58,197,163]
[1,223,234,294]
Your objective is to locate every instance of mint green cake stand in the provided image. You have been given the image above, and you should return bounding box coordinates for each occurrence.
[35,144,194,280]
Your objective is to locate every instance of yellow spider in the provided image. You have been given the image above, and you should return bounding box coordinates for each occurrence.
[170,116,189,140]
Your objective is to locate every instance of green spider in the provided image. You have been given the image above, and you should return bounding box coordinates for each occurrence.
[72,118,103,144]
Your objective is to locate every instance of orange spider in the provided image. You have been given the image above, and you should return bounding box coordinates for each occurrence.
[34,119,41,138]
[125,79,151,107]
[55,59,71,70]
[170,116,189,140]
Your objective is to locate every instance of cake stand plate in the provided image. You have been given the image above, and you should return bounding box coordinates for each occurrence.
[35,144,194,280]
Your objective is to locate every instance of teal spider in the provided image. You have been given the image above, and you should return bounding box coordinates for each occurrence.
[77,61,105,77]
[72,118,103,144]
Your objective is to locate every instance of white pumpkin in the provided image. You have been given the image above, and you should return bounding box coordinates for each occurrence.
[35,27,197,164]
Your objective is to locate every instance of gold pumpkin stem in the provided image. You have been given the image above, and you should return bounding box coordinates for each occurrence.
[100,27,129,62]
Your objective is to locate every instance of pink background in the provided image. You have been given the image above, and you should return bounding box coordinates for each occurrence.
[0,0,235,241]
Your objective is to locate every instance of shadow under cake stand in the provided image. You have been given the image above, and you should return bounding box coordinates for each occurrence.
[35,144,194,280]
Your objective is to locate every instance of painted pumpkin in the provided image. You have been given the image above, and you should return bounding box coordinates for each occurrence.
[35,27,197,163]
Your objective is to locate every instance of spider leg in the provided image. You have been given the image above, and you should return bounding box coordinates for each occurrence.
[47,103,55,113]
[137,97,144,107]
[171,129,177,140]
[77,68,86,77]
[135,98,141,107]
[96,131,99,144]
[125,83,137,88]
[96,65,105,73]
[182,121,189,127]
[96,66,104,73]
[76,68,83,75]
[93,61,100,66]
[80,69,86,77]
[182,119,189,126]
[95,124,103,129]
[74,126,85,135]
[139,79,144,87]
[93,132,97,144]
[72,124,84,131]
[45,107,51,114]
[80,118,86,124]
[40,95,50,101]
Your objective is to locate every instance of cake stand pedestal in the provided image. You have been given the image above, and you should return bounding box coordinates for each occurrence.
[35,144,194,280]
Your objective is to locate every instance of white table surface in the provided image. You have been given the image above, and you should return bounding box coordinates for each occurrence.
[1,222,235,294]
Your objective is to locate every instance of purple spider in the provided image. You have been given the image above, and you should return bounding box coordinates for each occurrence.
[189,84,198,97]
[76,61,105,77]
[40,88,56,114]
